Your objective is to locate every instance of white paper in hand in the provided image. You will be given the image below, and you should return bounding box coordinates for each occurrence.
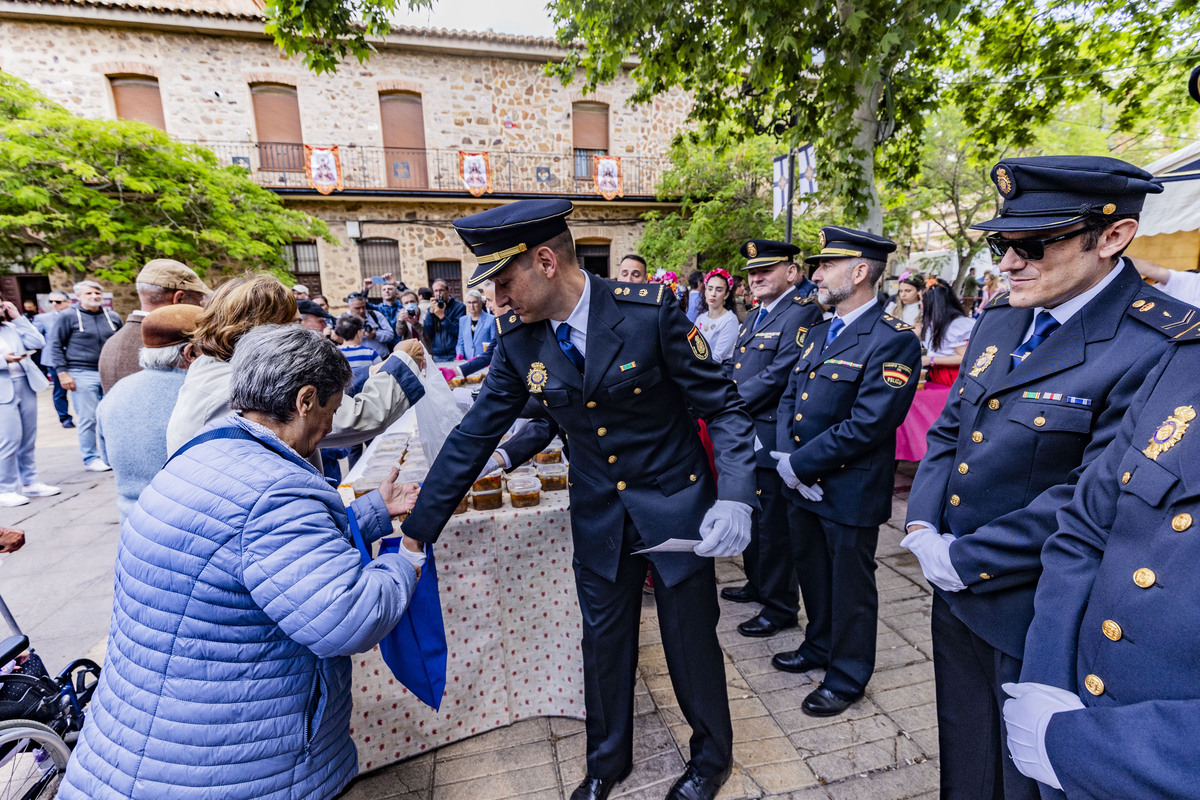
[633,538,703,555]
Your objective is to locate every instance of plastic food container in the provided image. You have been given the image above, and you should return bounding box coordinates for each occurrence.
[473,474,502,493]
[538,463,567,491]
[508,476,541,508]
[398,467,428,485]
[471,489,503,511]
[452,493,470,515]
[352,474,383,498]
[535,443,563,464]
[507,466,537,481]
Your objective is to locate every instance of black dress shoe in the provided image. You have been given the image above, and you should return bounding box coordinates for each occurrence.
[736,613,798,638]
[770,649,824,674]
[569,764,632,800]
[665,761,732,800]
[720,584,760,603]
[61,419,75,429]
[801,684,861,717]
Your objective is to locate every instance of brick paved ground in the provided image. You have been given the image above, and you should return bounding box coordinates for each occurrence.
[5,393,939,799]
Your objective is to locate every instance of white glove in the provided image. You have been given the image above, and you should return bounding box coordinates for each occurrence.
[395,536,428,572]
[694,500,753,558]
[476,452,504,482]
[769,451,824,501]
[1002,682,1085,790]
[900,526,967,592]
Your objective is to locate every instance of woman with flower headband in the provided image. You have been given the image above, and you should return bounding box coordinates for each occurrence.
[694,268,739,363]
[884,272,924,332]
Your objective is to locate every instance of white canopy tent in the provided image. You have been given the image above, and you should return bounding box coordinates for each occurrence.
[1137,140,1200,237]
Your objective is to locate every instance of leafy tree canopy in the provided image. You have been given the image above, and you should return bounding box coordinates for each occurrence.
[0,73,330,284]
[265,0,430,74]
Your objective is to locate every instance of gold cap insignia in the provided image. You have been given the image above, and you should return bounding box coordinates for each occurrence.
[969,344,999,378]
[996,167,1013,196]
[1102,203,1117,215]
[746,242,758,258]
[818,230,827,248]
[527,362,548,394]
[1144,405,1195,460]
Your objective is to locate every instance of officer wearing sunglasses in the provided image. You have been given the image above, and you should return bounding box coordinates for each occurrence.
[901,155,1185,800]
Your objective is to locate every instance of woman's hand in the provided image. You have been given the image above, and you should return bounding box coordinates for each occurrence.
[4,352,26,363]
[379,467,420,517]
[1,301,19,321]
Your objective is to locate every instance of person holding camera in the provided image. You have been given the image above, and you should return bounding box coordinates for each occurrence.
[394,290,425,343]
[345,292,395,361]
[1,297,60,507]
[361,273,409,330]
[423,279,466,362]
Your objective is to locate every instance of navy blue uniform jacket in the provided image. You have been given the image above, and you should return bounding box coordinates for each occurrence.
[1022,335,1200,800]
[402,273,759,587]
[906,260,1185,658]
[728,294,824,468]
[776,303,922,527]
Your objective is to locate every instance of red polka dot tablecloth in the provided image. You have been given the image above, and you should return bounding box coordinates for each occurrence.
[348,493,585,773]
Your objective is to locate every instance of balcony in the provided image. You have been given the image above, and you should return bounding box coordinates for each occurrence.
[190,142,671,199]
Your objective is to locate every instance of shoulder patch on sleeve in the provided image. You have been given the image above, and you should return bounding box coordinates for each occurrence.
[985,291,1011,309]
[1128,292,1200,341]
[496,312,524,336]
[611,281,665,304]
[881,313,913,332]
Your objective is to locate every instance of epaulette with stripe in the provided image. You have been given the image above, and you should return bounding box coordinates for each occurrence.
[496,311,524,336]
[792,294,815,305]
[985,291,1011,309]
[881,313,913,331]
[610,282,666,304]
[1128,293,1200,342]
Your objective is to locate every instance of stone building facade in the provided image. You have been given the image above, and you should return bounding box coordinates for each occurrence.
[0,0,691,310]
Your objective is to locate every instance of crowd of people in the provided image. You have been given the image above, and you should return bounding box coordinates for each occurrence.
[3,149,1199,800]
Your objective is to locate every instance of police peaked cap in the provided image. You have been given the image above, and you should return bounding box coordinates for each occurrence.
[454,199,574,288]
[804,226,897,264]
[740,239,801,269]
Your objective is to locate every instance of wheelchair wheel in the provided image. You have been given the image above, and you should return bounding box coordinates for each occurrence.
[0,719,70,800]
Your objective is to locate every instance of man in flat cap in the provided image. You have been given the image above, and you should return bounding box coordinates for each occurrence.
[769,226,922,717]
[901,155,1179,800]
[721,239,824,641]
[99,259,210,392]
[403,198,759,800]
[97,304,202,521]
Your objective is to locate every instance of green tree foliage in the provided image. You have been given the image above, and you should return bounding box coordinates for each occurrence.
[265,0,431,74]
[0,73,330,284]
[548,0,1200,231]
[638,131,825,273]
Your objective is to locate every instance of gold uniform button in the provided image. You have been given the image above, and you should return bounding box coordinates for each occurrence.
[607,455,617,464]
[950,494,961,506]
[597,427,607,437]
[735,363,742,369]
[971,431,983,443]
[586,401,597,409]
[958,463,969,475]
[756,489,762,496]
[616,481,626,490]
[988,399,1001,410]
[1084,674,1105,696]
[1034,416,1046,427]
[634,388,642,395]
[758,343,765,349]
[795,413,803,421]
[794,368,801,374]
[959,387,964,395]
[809,371,816,380]
[980,572,992,580]
[1133,568,1156,588]
[1132,299,1146,308]
[801,392,808,400]
[1121,471,1132,485]
[794,436,800,442]
[1172,513,1192,532]
[740,346,746,353]
[543,400,549,406]
[831,372,839,380]
[1102,620,1122,641]
[689,474,697,482]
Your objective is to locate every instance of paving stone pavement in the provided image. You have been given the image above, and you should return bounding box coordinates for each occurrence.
[4,392,941,799]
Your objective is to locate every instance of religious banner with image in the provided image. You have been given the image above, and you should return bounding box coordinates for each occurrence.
[593,155,623,200]
[304,145,343,195]
[458,151,493,197]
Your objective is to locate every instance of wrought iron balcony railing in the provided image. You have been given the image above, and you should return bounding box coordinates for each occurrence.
[189,141,671,198]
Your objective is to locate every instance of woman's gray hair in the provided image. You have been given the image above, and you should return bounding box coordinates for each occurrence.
[466,289,484,301]
[138,343,187,371]
[228,324,352,423]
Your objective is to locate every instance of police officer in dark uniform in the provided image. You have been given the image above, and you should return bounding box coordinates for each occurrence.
[401,199,759,800]
[901,156,1173,800]
[1001,332,1200,799]
[720,240,825,638]
[770,226,922,716]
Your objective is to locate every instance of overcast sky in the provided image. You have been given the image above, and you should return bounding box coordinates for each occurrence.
[394,0,558,38]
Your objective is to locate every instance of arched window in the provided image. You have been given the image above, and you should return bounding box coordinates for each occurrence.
[109,76,166,130]
[572,102,609,179]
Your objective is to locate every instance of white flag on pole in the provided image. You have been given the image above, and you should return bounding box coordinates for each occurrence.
[772,155,789,220]
[795,145,817,213]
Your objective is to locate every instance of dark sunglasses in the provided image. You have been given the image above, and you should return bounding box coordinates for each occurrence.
[985,226,1090,261]
[50,299,70,304]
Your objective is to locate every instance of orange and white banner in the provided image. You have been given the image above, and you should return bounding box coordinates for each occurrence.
[593,155,623,200]
[305,145,343,195]
[458,151,493,197]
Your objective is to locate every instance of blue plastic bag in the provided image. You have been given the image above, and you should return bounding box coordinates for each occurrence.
[347,513,447,711]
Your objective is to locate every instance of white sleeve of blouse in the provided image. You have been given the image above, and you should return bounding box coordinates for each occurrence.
[947,315,976,349]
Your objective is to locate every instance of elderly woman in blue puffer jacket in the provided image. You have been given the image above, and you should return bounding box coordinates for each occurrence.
[60,324,430,800]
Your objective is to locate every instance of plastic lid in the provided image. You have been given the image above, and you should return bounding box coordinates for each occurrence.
[507,476,541,493]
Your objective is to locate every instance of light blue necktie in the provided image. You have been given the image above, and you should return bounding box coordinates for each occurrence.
[823,317,845,350]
